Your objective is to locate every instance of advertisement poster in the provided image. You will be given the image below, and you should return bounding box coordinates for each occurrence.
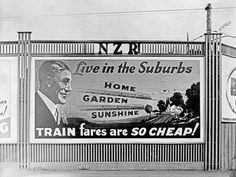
[0,58,17,143]
[30,57,204,143]
[222,55,236,123]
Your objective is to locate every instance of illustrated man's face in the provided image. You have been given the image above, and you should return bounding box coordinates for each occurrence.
[51,70,72,104]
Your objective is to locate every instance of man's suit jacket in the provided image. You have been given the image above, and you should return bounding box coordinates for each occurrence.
[35,92,67,129]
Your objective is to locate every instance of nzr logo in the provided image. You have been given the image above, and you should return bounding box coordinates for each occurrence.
[98,42,140,55]
[226,67,236,114]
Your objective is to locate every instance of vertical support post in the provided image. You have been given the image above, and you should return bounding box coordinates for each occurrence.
[205,3,212,33]
[204,33,222,170]
[18,32,31,169]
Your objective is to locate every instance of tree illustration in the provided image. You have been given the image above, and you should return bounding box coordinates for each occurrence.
[185,82,200,117]
[145,104,153,116]
[169,92,184,107]
[157,100,166,114]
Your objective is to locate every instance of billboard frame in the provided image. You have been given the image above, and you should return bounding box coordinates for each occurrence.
[0,57,18,144]
[30,56,204,144]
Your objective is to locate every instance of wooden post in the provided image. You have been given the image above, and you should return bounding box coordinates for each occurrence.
[205,3,212,33]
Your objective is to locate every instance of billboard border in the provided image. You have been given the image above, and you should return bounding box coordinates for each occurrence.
[30,56,204,144]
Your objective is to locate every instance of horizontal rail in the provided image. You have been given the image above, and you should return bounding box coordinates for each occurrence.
[30,40,204,56]
[0,41,18,55]
[222,44,236,58]
[0,40,204,56]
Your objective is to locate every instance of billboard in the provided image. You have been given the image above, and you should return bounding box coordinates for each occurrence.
[30,57,204,143]
[0,58,17,143]
[222,55,236,122]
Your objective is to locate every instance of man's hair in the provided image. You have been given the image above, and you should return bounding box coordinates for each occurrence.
[38,60,70,85]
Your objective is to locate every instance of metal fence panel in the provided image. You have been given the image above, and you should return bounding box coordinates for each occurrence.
[2,32,226,170]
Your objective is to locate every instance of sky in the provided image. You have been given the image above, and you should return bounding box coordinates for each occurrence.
[0,0,235,46]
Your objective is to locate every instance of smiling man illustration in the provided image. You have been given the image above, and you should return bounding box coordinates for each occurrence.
[35,60,72,129]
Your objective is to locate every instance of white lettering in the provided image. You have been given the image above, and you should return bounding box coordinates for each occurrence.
[35,128,76,137]
[0,122,9,133]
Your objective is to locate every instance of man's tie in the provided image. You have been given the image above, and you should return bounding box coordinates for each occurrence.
[55,108,68,126]
[55,108,61,125]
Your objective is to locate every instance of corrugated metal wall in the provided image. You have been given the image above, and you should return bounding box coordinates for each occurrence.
[29,144,204,163]
[0,144,18,163]
[1,32,234,171]
[221,124,236,170]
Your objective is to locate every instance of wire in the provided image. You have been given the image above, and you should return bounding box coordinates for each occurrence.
[0,8,203,19]
[0,6,235,19]
[192,35,204,41]
[213,7,236,10]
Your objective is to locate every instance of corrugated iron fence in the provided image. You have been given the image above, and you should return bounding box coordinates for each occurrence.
[0,32,233,171]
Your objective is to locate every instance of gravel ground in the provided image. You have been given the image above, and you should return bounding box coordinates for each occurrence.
[0,165,233,177]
